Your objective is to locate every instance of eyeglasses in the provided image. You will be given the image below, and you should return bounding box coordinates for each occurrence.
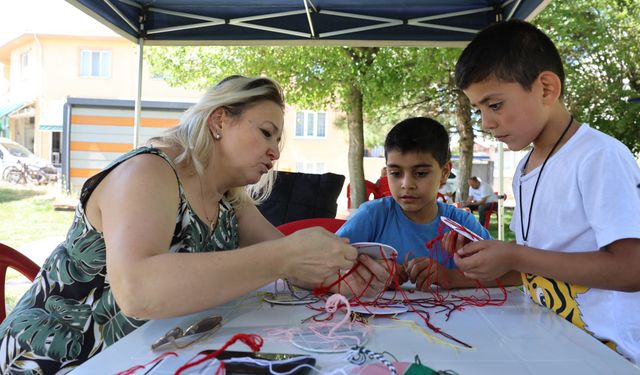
[151,315,222,351]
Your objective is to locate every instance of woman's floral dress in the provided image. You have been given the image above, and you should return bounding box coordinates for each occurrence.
[0,147,239,374]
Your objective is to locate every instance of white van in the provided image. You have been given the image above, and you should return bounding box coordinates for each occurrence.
[0,137,58,183]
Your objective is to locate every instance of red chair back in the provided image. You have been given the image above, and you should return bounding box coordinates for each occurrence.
[346,180,381,209]
[277,218,347,235]
[483,193,507,228]
[0,243,40,322]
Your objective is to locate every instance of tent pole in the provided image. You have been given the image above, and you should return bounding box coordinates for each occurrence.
[498,142,504,240]
[133,38,144,148]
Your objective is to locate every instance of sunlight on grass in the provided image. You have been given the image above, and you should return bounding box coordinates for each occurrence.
[5,278,31,316]
[0,182,74,249]
[1,182,74,314]
[487,207,516,242]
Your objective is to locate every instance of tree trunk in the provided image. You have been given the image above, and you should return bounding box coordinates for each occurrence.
[455,89,474,202]
[346,84,366,208]
[341,47,378,208]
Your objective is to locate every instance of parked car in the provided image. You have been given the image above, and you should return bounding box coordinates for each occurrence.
[0,137,58,184]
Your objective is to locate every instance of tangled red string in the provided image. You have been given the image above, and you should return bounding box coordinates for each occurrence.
[173,333,264,375]
[306,223,507,348]
[115,351,178,375]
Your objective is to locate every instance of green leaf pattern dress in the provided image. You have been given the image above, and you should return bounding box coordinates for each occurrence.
[0,147,239,374]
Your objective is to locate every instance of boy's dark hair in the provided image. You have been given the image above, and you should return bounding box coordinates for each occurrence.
[384,117,450,167]
[455,20,565,96]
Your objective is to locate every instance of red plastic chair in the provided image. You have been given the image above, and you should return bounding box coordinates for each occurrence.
[0,243,40,322]
[346,180,381,209]
[483,193,507,228]
[375,175,391,197]
[277,218,347,235]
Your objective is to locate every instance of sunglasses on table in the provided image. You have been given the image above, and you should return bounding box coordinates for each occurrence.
[151,315,222,351]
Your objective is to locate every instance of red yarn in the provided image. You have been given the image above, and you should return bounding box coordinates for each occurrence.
[173,333,264,375]
[302,226,508,350]
[115,351,178,375]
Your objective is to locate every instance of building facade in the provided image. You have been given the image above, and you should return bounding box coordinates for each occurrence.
[0,31,388,212]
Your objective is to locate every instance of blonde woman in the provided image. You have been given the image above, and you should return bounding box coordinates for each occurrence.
[0,76,390,372]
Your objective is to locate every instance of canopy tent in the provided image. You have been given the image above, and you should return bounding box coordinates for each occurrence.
[66,0,549,46]
[66,0,552,240]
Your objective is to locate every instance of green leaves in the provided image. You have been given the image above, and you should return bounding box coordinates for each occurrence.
[536,0,640,153]
[92,287,145,347]
[44,235,105,285]
[8,296,91,361]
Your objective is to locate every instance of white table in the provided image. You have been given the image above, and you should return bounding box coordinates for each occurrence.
[71,286,640,374]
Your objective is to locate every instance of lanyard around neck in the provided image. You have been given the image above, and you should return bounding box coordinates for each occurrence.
[519,116,574,245]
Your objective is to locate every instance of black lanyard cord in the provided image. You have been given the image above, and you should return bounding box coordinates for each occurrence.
[519,116,574,244]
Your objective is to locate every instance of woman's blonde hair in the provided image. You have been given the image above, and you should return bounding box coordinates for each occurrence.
[150,75,285,207]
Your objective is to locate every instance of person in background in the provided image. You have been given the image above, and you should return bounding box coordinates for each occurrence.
[337,117,521,291]
[461,176,497,224]
[375,166,392,197]
[437,179,455,204]
[0,76,390,373]
[454,20,640,364]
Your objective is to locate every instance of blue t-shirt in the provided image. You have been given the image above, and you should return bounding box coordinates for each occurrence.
[336,197,491,269]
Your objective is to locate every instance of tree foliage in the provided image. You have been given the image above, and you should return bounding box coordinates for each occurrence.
[146,45,451,206]
[144,0,640,209]
[535,0,640,153]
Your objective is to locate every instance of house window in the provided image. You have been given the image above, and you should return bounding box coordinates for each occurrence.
[294,110,327,138]
[20,50,30,77]
[295,162,325,174]
[80,50,111,78]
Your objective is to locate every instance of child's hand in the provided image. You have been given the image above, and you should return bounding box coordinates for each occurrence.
[454,240,518,281]
[390,263,409,289]
[442,230,470,254]
[407,257,456,291]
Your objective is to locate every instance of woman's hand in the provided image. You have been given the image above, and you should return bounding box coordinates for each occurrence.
[279,227,357,287]
[330,254,392,297]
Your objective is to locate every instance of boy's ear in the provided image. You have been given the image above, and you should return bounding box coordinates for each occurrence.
[538,71,562,104]
[441,160,453,185]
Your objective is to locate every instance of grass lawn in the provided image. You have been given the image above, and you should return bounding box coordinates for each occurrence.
[0,182,75,249]
[487,207,516,242]
[0,182,75,314]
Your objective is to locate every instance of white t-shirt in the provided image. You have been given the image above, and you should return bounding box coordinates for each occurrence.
[468,181,498,203]
[438,184,455,204]
[510,124,640,364]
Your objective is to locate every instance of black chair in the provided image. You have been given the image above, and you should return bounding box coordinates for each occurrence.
[258,171,345,226]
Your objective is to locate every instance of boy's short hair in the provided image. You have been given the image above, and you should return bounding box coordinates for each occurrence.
[455,20,565,96]
[384,117,450,167]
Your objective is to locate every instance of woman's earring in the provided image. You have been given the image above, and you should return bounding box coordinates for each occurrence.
[214,132,221,140]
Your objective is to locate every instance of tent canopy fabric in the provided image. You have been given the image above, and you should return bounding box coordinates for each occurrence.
[66,0,550,46]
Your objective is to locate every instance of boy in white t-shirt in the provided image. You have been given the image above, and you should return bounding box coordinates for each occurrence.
[453,20,640,364]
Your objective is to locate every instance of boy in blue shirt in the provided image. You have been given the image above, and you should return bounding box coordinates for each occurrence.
[337,117,520,290]
[453,20,640,364]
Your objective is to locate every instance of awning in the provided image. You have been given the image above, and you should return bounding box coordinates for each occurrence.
[66,0,551,46]
[0,102,27,118]
[38,100,65,132]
